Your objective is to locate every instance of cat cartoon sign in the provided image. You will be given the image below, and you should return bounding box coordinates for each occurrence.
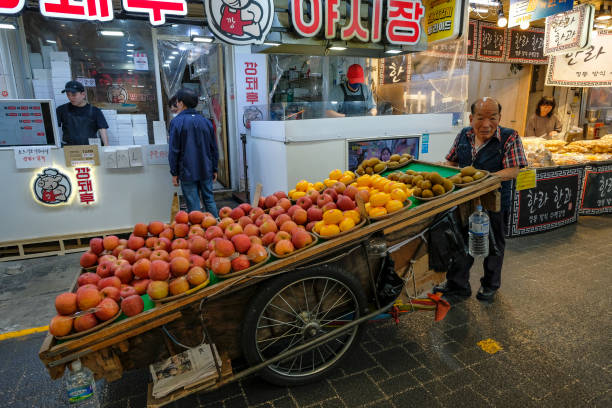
[204,0,274,45]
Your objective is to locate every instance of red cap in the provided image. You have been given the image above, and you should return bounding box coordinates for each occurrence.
[346,64,365,84]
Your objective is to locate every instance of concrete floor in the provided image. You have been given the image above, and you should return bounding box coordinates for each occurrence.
[0,216,610,407]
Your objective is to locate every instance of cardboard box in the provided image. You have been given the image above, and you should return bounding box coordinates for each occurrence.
[29,53,44,69]
[50,60,71,74]
[128,146,144,166]
[103,149,118,168]
[116,148,130,168]
[32,69,51,80]
[49,51,70,62]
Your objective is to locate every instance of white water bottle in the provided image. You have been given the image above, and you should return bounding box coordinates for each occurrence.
[469,205,489,258]
[65,359,100,407]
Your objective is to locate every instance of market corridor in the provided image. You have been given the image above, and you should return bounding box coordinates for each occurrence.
[0,216,610,408]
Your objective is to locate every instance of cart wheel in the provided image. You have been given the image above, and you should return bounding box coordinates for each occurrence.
[241,266,368,386]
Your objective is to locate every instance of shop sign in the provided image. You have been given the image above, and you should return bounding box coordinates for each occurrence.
[579,161,612,215]
[476,21,506,62]
[424,0,465,44]
[32,167,72,206]
[544,3,594,56]
[14,146,51,169]
[508,0,536,28]
[76,77,96,87]
[235,53,267,133]
[466,19,477,58]
[204,0,274,45]
[531,0,573,21]
[0,0,25,14]
[288,0,425,45]
[144,144,169,165]
[516,168,536,191]
[546,31,612,87]
[133,52,149,70]
[75,166,95,205]
[505,27,547,64]
[380,55,410,84]
[63,145,100,166]
[508,165,584,237]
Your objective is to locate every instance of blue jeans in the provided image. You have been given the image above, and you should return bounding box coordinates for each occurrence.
[180,179,218,217]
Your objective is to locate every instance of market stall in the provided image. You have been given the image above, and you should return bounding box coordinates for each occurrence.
[38,160,502,407]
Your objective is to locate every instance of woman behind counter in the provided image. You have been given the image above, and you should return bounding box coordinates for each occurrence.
[525,96,562,139]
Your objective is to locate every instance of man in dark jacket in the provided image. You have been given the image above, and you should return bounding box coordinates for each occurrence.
[434,97,527,302]
[168,88,219,217]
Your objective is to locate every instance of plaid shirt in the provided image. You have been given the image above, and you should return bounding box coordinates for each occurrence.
[446,127,527,169]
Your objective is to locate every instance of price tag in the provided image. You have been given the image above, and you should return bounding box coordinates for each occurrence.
[516,169,536,190]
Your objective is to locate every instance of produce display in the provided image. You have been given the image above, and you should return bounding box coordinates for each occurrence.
[448,166,488,186]
[355,174,412,218]
[522,137,612,167]
[386,153,413,168]
[355,157,387,176]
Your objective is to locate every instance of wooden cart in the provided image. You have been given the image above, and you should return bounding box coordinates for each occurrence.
[39,170,501,407]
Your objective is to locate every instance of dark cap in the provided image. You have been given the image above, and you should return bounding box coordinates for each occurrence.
[61,80,85,93]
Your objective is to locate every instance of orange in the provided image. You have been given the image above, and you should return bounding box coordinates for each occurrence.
[344,210,361,224]
[357,175,372,187]
[313,221,324,234]
[339,217,356,232]
[369,192,390,207]
[390,188,407,202]
[320,224,340,237]
[292,191,306,199]
[386,199,404,213]
[324,178,336,188]
[329,169,343,180]
[323,209,343,225]
[314,182,325,191]
[296,180,309,192]
[369,207,387,217]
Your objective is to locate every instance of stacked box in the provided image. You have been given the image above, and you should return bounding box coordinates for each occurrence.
[29,53,44,69]
[131,114,148,145]
[32,79,53,99]
[153,121,168,144]
[101,109,118,145]
[50,56,71,109]
[116,114,134,145]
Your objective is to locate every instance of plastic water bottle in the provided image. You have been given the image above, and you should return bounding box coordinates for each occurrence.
[65,359,100,407]
[469,205,489,257]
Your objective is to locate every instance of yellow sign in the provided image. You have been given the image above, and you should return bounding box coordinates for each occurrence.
[424,0,465,44]
[516,169,537,191]
[63,145,100,167]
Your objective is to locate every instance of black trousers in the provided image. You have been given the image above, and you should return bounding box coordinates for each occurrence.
[447,210,508,291]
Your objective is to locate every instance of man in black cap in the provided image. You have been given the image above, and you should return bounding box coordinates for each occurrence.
[56,80,109,146]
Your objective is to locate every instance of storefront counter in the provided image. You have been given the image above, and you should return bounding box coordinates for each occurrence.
[0,146,175,243]
[248,114,459,195]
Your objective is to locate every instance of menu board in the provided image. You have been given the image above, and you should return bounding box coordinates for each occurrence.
[579,161,612,215]
[380,55,410,85]
[467,20,477,59]
[544,4,593,56]
[0,100,56,147]
[508,165,584,237]
[476,22,506,62]
[506,27,547,64]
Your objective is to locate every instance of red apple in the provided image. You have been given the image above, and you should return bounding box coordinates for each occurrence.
[269,206,285,220]
[76,285,102,310]
[148,221,165,236]
[95,298,119,321]
[211,257,231,275]
[323,188,338,202]
[202,216,217,228]
[132,279,150,295]
[205,226,224,241]
[230,207,245,221]
[150,249,170,262]
[100,286,121,302]
[292,229,313,249]
[118,248,136,264]
[189,236,208,255]
[188,210,205,225]
[307,206,323,222]
[218,217,234,231]
[103,235,120,251]
[296,196,313,210]
[247,244,268,263]
[274,231,292,244]
[74,314,98,332]
[135,247,152,262]
[80,251,98,268]
[264,195,278,209]
[133,223,148,238]
[231,254,251,272]
[277,198,292,211]
[238,216,253,228]
[224,223,244,239]
[121,294,145,316]
[98,276,121,290]
[171,238,189,250]
[187,267,208,286]
[150,260,170,281]
[170,257,190,277]
[261,231,276,246]
[169,277,190,295]
[218,206,232,219]
[120,285,138,299]
[49,314,73,336]
[133,258,151,279]
[78,272,100,287]
[249,207,265,222]
[306,189,320,203]
[317,194,333,208]
[190,254,205,268]
[231,234,251,254]
[89,238,104,255]
[273,191,288,200]
[215,239,235,257]
[174,210,189,224]
[55,292,77,315]
[114,263,133,284]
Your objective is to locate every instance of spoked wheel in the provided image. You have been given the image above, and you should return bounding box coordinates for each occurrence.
[241,266,368,386]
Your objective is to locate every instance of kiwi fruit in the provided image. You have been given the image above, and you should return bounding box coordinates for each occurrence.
[432,184,445,196]
[420,180,432,190]
[399,157,410,164]
[399,174,412,184]
[412,175,424,184]
[462,176,474,183]
[405,169,417,175]
[412,187,422,197]
[365,167,373,175]
[443,179,454,192]
[402,153,412,159]
[421,189,434,198]
[356,167,365,175]
[460,166,477,177]
[473,171,485,180]
[429,172,443,185]
[390,154,401,162]
[449,175,463,184]
[388,172,398,181]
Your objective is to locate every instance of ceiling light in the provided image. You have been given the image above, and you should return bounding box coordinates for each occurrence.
[0,23,16,30]
[497,6,507,27]
[469,0,498,5]
[263,41,281,46]
[520,20,530,30]
[99,30,124,37]
[385,49,402,54]
[328,46,347,51]
[172,51,179,54]
[593,22,610,29]
[172,24,179,27]
[126,43,134,47]
[163,63,170,67]
[169,55,176,59]
[68,34,73,37]
[596,14,612,21]
[191,36,213,43]
[471,7,488,13]
[46,39,57,44]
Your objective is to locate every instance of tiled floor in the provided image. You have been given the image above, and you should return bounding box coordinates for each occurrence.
[1,216,610,407]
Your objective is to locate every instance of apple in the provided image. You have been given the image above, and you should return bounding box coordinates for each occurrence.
[269,206,285,220]
[121,294,145,316]
[205,226,224,241]
[260,220,278,235]
[292,208,308,225]
[274,240,295,256]
[344,185,359,200]
[100,286,121,302]
[118,248,136,264]
[323,188,338,202]
[307,206,323,222]
[336,195,356,211]
[103,235,120,251]
[264,195,278,209]
[169,277,190,295]
[218,217,234,231]
[257,196,265,209]
[215,239,235,257]
[306,189,320,203]
[150,260,170,281]
[133,223,148,238]
[98,276,121,290]
[231,255,251,272]
[74,314,98,332]
[305,221,317,232]
[202,216,217,228]
[231,234,251,254]
[238,216,253,229]
[249,207,265,222]
[296,196,313,210]
[174,210,189,224]
[356,189,370,203]
[112,244,126,258]
[332,182,346,195]
[292,229,313,249]
[224,223,244,239]
[98,254,117,265]
[132,279,150,295]
[317,194,333,208]
[133,258,151,279]
[273,191,288,200]
[261,231,276,246]
[229,207,245,221]
[150,249,170,262]
[187,267,208,286]
[189,236,208,255]
[76,285,102,310]
[127,235,145,251]
[78,272,100,287]
[287,205,302,218]
[218,207,232,219]
[120,285,138,299]
[153,237,170,251]
[280,221,299,234]
[49,314,73,336]
[171,238,189,250]
[174,223,189,238]
[249,236,263,246]
[89,238,104,255]
[159,228,174,241]
[238,203,252,214]
[170,257,190,276]
[188,210,205,225]
[211,257,231,275]
[114,263,133,284]
[95,298,119,321]
[55,292,77,315]
[274,231,292,244]
[148,221,165,236]
[135,247,152,262]
[190,254,205,268]
[256,214,273,227]
[247,244,268,263]
[188,225,205,238]
[277,198,292,211]
[322,202,338,213]
[80,251,98,268]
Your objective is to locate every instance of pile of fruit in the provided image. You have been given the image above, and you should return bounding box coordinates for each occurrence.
[356,157,386,176]
[386,153,412,168]
[390,170,454,199]
[353,174,411,218]
[448,166,487,185]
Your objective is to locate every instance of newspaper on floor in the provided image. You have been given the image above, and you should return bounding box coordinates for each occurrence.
[149,344,220,398]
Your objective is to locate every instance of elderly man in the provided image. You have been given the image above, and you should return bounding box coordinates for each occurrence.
[434,97,527,302]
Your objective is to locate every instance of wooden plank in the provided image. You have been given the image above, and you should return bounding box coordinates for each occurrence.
[251,183,262,208]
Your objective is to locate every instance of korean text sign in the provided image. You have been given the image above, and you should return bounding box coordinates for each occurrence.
[234,53,267,134]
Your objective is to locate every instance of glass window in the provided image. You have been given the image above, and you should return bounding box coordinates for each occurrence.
[23,12,159,143]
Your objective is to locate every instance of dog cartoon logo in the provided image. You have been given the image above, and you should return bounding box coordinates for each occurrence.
[204,0,274,45]
[33,168,72,205]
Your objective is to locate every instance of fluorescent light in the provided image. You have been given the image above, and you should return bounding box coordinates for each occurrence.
[163,64,170,67]
[46,39,57,44]
[263,42,281,46]
[472,7,488,13]
[329,46,347,51]
[192,36,213,43]
[169,55,176,59]
[385,49,402,54]
[595,14,612,21]
[594,22,610,29]
[126,43,134,47]
[172,51,179,54]
[171,24,179,27]
[520,20,530,30]
[0,23,16,30]
[100,30,124,37]
[469,0,498,6]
